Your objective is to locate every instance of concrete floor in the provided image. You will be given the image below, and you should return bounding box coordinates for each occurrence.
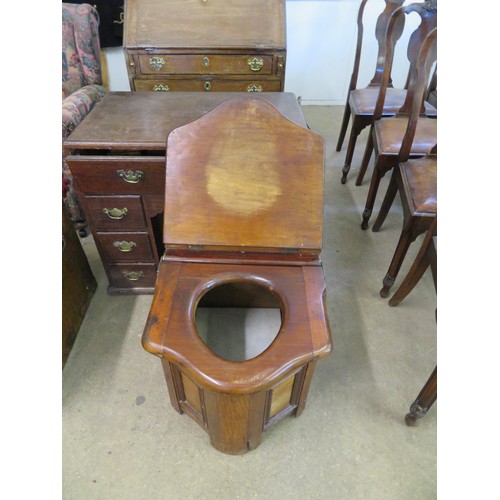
[62,105,437,499]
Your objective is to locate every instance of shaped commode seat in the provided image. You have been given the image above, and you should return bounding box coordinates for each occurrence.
[142,96,333,454]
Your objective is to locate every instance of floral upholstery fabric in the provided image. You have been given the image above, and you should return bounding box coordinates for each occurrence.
[62,3,106,228]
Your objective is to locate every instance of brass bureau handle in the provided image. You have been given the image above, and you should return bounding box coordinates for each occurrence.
[277,55,284,77]
[113,241,137,252]
[149,56,165,71]
[248,57,264,72]
[247,84,263,92]
[153,83,170,92]
[116,169,144,183]
[204,81,212,91]
[122,271,144,281]
[103,207,128,220]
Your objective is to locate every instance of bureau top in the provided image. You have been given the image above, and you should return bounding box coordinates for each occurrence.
[124,0,286,49]
[63,92,306,151]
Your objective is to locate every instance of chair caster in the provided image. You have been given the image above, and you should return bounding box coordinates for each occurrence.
[361,220,368,230]
[341,175,347,184]
[379,286,390,298]
[78,227,90,238]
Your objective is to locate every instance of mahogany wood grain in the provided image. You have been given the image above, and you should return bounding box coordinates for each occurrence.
[163,96,325,253]
[143,261,332,394]
[64,92,307,294]
[124,0,286,92]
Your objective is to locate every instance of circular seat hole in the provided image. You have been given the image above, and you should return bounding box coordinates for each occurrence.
[195,281,282,362]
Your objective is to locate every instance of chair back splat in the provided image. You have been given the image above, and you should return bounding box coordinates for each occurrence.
[338,0,425,184]
[359,1,437,229]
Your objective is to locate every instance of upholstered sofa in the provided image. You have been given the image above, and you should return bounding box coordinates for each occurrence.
[62,3,106,234]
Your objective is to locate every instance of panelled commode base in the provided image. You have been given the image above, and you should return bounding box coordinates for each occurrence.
[161,357,318,454]
[142,259,332,454]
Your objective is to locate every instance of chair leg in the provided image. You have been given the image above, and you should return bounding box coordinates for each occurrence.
[336,101,351,152]
[389,225,435,306]
[372,168,398,233]
[341,119,365,184]
[380,227,414,298]
[405,366,437,426]
[355,130,374,186]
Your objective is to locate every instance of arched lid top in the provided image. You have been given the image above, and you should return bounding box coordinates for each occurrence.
[163,96,325,254]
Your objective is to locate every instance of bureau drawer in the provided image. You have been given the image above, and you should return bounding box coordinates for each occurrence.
[107,263,158,290]
[137,54,274,76]
[67,156,165,195]
[86,195,147,231]
[133,78,282,93]
[96,232,155,263]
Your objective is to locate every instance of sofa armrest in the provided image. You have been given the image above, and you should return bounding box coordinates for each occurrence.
[62,84,106,139]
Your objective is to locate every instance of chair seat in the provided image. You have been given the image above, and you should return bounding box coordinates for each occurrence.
[350,88,437,117]
[400,156,437,214]
[375,116,437,155]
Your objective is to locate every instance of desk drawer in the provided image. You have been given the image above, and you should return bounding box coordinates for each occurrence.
[137,54,274,76]
[86,195,146,231]
[96,232,155,263]
[133,78,282,93]
[107,263,158,290]
[67,156,165,195]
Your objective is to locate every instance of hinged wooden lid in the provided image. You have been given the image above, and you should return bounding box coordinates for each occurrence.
[124,0,286,49]
[163,96,325,254]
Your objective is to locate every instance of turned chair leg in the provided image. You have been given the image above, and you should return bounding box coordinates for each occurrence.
[336,102,351,152]
[372,169,398,233]
[361,160,383,230]
[380,228,414,298]
[405,366,437,426]
[355,130,374,186]
[341,120,365,184]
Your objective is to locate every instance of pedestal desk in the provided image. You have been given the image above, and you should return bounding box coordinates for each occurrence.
[63,91,307,294]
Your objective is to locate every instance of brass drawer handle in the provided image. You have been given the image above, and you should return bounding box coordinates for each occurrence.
[202,56,210,67]
[113,241,137,252]
[277,55,284,77]
[122,271,144,281]
[247,84,263,92]
[103,207,128,220]
[204,81,212,91]
[149,57,165,71]
[248,57,264,72]
[153,83,170,92]
[116,169,144,184]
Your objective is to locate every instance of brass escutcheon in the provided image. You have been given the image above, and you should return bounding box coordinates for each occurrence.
[149,56,165,71]
[113,241,137,252]
[116,169,144,183]
[204,81,212,91]
[103,207,128,220]
[153,83,170,92]
[248,57,264,72]
[247,84,263,92]
[122,271,144,281]
[202,56,210,67]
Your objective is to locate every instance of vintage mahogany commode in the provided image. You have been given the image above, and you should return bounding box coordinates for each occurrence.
[142,96,332,454]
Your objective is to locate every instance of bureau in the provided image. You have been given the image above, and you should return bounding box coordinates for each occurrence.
[123,0,286,92]
[63,91,307,294]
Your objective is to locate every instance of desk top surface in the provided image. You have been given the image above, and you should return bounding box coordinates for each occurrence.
[64,91,306,151]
